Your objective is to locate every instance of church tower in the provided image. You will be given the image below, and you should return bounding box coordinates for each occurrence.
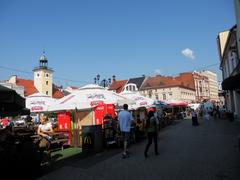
[33,52,53,97]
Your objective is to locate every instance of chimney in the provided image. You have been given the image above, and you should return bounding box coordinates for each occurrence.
[112,75,116,82]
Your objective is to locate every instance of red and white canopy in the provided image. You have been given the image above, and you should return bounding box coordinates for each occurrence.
[164,100,188,107]
[120,91,154,110]
[48,84,135,111]
[26,93,56,112]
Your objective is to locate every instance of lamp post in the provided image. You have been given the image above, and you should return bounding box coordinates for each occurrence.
[94,74,113,88]
[102,79,106,87]
[97,74,100,84]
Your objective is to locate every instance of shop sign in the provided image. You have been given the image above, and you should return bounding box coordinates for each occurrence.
[140,101,147,106]
[87,93,106,100]
[90,100,104,107]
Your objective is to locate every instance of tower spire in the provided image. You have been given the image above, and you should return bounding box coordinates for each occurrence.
[39,50,48,68]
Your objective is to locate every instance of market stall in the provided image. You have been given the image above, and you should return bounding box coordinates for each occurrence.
[48,84,134,147]
[119,92,155,142]
[163,100,188,120]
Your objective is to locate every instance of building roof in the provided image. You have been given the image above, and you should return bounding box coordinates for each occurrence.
[16,78,38,96]
[69,86,78,89]
[52,85,65,99]
[16,78,64,98]
[127,77,146,89]
[141,75,195,91]
[108,80,128,93]
[175,72,195,90]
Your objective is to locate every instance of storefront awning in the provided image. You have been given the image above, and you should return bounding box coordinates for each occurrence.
[222,73,240,90]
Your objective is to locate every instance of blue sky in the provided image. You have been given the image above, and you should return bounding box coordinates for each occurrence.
[0,0,236,87]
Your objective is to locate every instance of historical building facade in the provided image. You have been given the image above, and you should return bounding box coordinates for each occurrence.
[198,70,219,101]
[217,24,240,119]
[139,75,195,103]
[176,72,210,102]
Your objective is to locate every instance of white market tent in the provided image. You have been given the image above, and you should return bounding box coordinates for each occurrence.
[26,93,56,112]
[120,91,154,110]
[48,84,135,112]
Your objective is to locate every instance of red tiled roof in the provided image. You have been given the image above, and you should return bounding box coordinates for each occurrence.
[53,85,64,99]
[16,78,38,96]
[109,80,128,93]
[16,78,64,98]
[175,73,195,89]
[141,75,195,91]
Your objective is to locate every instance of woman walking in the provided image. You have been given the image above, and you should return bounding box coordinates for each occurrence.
[144,110,159,158]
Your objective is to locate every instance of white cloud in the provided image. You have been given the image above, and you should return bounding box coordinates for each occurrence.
[154,69,161,75]
[181,48,195,59]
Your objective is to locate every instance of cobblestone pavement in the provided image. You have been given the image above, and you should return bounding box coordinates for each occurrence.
[37,117,240,180]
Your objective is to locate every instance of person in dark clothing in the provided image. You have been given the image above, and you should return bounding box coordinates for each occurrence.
[144,110,159,158]
[191,109,199,126]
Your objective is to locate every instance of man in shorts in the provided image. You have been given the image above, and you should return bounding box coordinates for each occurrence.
[118,104,133,158]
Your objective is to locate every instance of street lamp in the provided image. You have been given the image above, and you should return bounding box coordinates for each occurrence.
[94,74,113,88]
[97,74,100,84]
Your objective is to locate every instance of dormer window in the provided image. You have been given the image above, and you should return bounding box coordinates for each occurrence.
[133,86,136,91]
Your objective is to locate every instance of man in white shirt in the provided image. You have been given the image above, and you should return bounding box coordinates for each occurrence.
[118,104,133,158]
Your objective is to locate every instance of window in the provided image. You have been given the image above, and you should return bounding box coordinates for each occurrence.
[45,73,49,77]
[156,94,159,100]
[155,89,157,92]
[37,73,40,77]
[46,81,48,85]
[46,91,48,95]
[162,94,166,100]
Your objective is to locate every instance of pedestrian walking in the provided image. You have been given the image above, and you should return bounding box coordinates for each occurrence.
[144,110,159,158]
[118,104,133,159]
[191,109,199,126]
[203,108,210,121]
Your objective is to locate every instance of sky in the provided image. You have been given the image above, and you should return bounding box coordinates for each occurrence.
[0,0,236,87]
